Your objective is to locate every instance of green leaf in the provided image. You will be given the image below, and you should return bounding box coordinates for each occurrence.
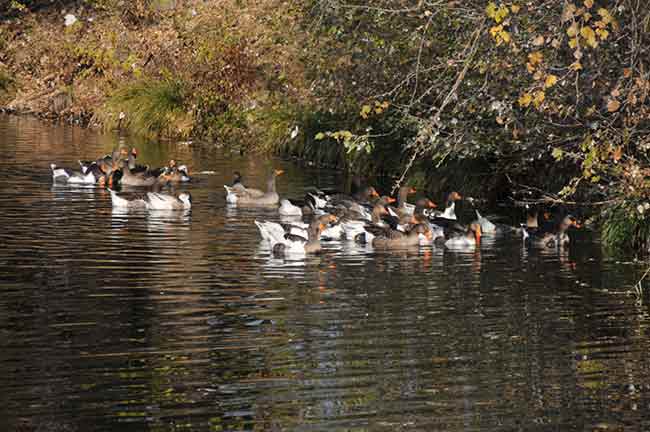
[552,147,564,160]
[314,132,325,140]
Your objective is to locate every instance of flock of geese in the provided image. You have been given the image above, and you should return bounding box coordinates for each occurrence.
[50,146,581,255]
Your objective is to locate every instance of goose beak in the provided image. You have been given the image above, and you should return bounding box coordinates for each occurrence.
[371,189,380,198]
[427,200,437,208]
[409,187,416,194]
[387,197,396,204]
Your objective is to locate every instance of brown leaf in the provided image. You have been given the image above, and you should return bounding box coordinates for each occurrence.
[624,68,632,78]
[532,35,545,46]
[562,3,577,22]
[607,99,621,112]
[613,146,622,161]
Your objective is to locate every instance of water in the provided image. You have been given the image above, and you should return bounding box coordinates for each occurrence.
[1,115,650,432]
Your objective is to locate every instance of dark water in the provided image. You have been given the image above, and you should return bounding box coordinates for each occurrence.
[2,116,650,432]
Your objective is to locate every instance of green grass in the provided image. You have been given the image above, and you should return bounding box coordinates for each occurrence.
[601,201,650,255]
[103,78,191,136]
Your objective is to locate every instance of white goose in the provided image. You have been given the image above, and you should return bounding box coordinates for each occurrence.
[50,164,96,184]
[279,199,303,217]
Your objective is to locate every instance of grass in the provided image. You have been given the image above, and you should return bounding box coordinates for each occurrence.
[601,201,650,255]
[102,78,191,137]
[0,69,14,93]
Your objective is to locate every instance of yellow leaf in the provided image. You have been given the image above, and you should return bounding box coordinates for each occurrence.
[486,2,497,19]
[490,25,503,37]
[598,8,612,25]
[567,23,579,37]
[594,20,607,29]
[534,90,546,107]
[570,62,583,71]
[595,28,609,40]
[568,37,578,48]
[545,74,558,88]
[580,26,598,48]
[533,70,544,81]
[607,99,621,112]
[584,0,593,9]
[518,92,533,107]
[528,51,543,65]
[380,101,390,109]
[532,35,545,46]
[623,68,632,78]
[511,4,520,13]
[562,3,577,22]
[526,62,535,73]
[500,31,511,44]
[360,105,371,119]
[583,12,592,22]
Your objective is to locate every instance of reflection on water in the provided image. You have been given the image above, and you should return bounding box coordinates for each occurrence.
[1,115,650,431]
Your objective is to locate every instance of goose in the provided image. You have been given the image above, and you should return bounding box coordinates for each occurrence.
[474,210,497,234]
[109,190,191,210]
[50,164,96,184]
[444,223,482,249]
[371,223,433,249]
[257,219,326,255]
[524,215,579,248]
[224,170,283,206]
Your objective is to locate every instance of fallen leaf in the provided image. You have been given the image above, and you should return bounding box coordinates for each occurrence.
[562,3,577,22]
[584,0,593,9]
[623,68,632,78]
[511,4,521,13]
[613,146,622,161]
[534,90,546,108]
[518,92,533,107]
[607,99,621,112]
[570,62,583,71]
[532,35,545,46]
[545,74,558,88]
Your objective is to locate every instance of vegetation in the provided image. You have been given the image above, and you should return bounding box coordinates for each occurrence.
[2,0,650,253]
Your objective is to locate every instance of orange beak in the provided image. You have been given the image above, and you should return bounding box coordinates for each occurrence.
[319,223,327,231]
[108,176,113,188]
[409,187,416,194]
[544,212,551,220]
[427,200,437,208]
[275,169,285,176]
[371,188,380,198]
[386,196,396,204]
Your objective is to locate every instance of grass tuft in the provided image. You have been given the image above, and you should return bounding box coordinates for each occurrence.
[101,78,192,137]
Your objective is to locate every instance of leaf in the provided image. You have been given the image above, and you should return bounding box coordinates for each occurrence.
[613,146,623,161]
[551,38,562,49]
[545,74,558,88]
[500,31,511,44]
[562,3,577,22]
[526,62,535,73]
[568,38,578,48]
[533,90,546,108]
[528,51,543,65]
[532,35,545,46]
[511,4,520,13]
[518,92,533,107]
[533,70,544,81]
[360,105,372,119]
[595,28,609,40]
[624,68,632,78]
[607,99,621,112]
[580,26,598,48]
[314,132,325,140]
[552,147,564,160]
[598,8,612,25]
[567,23,579,38]
[569,62,582,72]
[584,0,593,9]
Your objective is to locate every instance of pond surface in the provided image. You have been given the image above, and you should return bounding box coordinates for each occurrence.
[1,115,650,432]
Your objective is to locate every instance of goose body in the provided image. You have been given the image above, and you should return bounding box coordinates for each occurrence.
[225,170,283,206]
[444,223,482,249]
[109,190,191,211]
[474,210,496,234]
[279,199,303,216]
[50,164,96,184]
